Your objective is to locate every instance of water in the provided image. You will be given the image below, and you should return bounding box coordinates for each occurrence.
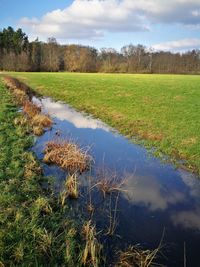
[32,97,200,267]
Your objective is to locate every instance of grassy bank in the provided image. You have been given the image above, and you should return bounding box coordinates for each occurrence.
[7,72,200,173]
[0,79,87,266]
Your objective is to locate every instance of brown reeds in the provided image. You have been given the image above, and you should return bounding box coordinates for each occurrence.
[12,89,28,105]
[3,76,52,136]
[32,126,44,136]
[105,192,120,236]
[94,170,126,198]
[3,76,52,135]
[44,140,92,173]
[3,77,29,105]
[116,245,161,267]
[60,174,79,205]
[3,76,19,91]
[22,101,52,135]
[3,76,32,96]
[86,176,95,214]
[32,114,52,128]
[116,230,164,267]
[66,173,79,199]
[82,220,102,267]
[23,100,41,118]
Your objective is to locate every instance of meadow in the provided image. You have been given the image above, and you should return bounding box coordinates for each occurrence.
[8,72,200,173]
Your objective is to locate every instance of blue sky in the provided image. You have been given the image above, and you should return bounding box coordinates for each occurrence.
[1,0,200,51]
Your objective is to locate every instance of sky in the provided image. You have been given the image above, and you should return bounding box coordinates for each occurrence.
[1,0,200,51]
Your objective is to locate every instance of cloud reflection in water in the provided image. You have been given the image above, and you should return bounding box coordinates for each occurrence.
[123,174,184,211]
[33,97,110,131]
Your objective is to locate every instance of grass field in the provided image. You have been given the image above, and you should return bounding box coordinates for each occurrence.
[7,72,200,173]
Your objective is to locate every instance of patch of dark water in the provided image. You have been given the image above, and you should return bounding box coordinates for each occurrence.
[32,97,200,267]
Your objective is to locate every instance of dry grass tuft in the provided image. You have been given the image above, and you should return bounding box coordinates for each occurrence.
[95,170,126,198]
[105,192,120,236]
[60,174,79,205]
[3,76,32,96]
[23,101,52,134]
[82,220,102,267]
[3,76,29,105]
[65,173,79,199]
[3,76,18,91]
[3,76,52,136]
[44,140,92,173]
[32,114,52,128]
[23,100,41,118]
[13,89,28,105]
[32,126,44,136]
[116,245,161,267]
[140,131,164,142]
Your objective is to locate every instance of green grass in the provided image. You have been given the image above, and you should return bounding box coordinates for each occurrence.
[6,72,200,173]
[0,79,86,266]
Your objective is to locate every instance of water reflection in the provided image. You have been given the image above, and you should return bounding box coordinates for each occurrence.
[171,208,200,230]
[123,174,184,211]
[179,170,200,199]
[40,97,110,131]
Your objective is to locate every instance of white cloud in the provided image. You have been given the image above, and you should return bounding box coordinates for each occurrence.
[19,0,148,40]
[18,0,200,41]
[152,38,200,51]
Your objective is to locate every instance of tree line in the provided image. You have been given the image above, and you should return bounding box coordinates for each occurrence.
[1,27,200,74]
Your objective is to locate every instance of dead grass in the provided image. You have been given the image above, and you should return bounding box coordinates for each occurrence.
[105,192,120,236]
[94,170,126,198]
[23,101,52,134]
[3,76,30,105]
[116,245,161,267]
[140,131,164,142]
[3,76,18,91]
[60,174,79,205]
[66,173,79,199]
[82,220,102,267]
[116,230,165,267]
[12,89,28,105]
[23,100,41,118]
[3,76,52,134]
[3,76,32,96]
[32,126,44,136]
[44,140,92,173]
[3,76,52,136]
[32,114,52,128]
